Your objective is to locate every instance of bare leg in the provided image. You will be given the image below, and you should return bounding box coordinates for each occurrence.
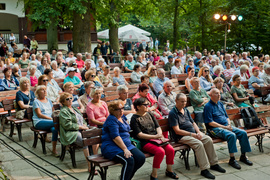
[92,144,99,155]
[83,148,90,171]
[151,168,158,178]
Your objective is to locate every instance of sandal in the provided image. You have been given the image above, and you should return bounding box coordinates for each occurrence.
[165,170,179,179]
[51,152,60,158]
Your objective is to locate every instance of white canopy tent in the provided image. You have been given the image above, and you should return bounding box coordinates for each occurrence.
[119,30,150,42]
[97,24,151,40]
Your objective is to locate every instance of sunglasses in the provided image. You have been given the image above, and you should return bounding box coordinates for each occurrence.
[204,70,209,72]
[105,66,110,69]
[115,107,124,111]
[142,103,149,107]
[43,79,49,82]
[91,75,96,78]
[152,69,157,71]
[65,97,73,101]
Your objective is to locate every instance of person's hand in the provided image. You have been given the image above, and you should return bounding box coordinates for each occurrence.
[225,125,233,131]
[155,134,163,139]
[246,97,250,100]
[196,132,203,140]
[227,102,234,106]
[160,137,167,142]
[123,149,132,158]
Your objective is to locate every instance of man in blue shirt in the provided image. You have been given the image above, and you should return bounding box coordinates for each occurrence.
[64,67,83,89]
[204,88,253,170]
[153,68,170,96]
[124,54,136,72]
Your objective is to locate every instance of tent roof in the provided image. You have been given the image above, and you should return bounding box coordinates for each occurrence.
[97,24,151,39]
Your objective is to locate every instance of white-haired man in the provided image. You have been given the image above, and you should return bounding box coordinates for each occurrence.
[158,81,176,116]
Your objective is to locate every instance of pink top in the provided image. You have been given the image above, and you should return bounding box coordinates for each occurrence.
[76,59,85,69]
[86,100,109,126]
[153,56,160,65]
[30,76,38,87]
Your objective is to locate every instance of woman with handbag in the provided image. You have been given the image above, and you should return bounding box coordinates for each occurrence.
[32,85,58,156]
[130,98,178,180]
[15,77,35,119]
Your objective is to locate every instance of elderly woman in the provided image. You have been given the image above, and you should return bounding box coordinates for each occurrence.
[78,81,95,113]
[38,57,50,74]
[131,64,143,84]
[59,92,91,171]
[16,77,35,117]
[223,61,235,82]
[198,66,214,91]
[98,65,113,87]
[67,60,82,80]
[27,65,38,87]
[18,52,30,69]
[248,67,266,97]
[3,67,19,89]
[171,59,184,78]
[258,62,265,78]
[63,82,82,109]
[79,70,103,96]
[133,84,163,121]
[185,67,195,92]
[229,65,249,84]
[147,66,158,89]
[117,85,136,122]
[96,58,106,73]
[44,68,62,93]
[153,52,160,65]
[189,77,210,133]
[51,61,65,79]
[33,85,58,156]
[231,75,255,107]
[101,100,145,180]
[130,98,178,180]
[212,65,226,82]
[37,74,59,103]
[113,67,129,86]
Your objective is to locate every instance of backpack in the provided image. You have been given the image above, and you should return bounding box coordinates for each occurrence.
[241,107,262,129]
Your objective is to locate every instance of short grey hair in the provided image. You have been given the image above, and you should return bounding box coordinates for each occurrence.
[19,77,30,88]
[85,53,91,59]
[240,64,249,71]
[164,80,173,86]
[113,67,120,72]
[51,60,57,66]
[77,53,82,57]
[29,61,37,66]
[176,93,186,100]
[90,87,103,98]
[213,65,223,73]
[85,59,92,64]
[12,64,19,69]
[117,85,128,93]
[98,58,105,63]
[35,85,47,99]
[29,65,36,71]
[84,81,94,89]
[264,64,270,70]
[157,68,165,73]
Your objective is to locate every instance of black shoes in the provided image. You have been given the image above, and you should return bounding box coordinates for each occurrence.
[229,159,241,169]
[210,164,226,173]
[240,155,253,166]
[150,175,158,180]
[201,169,215,179]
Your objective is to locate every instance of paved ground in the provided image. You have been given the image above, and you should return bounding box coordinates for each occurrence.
[1,118,270,180]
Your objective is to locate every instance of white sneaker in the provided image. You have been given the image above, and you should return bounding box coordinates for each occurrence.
[264,95,270,102]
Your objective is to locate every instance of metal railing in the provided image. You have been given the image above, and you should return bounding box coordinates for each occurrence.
[1,33,19,44]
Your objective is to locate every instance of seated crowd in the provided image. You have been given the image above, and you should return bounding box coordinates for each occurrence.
[1,45,270,180]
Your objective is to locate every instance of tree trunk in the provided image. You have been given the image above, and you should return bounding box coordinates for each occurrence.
[109,1,119,53]
[173,0,179,51]
[199,0,205,50]
[72,1,92,53]
[47,17,58,53]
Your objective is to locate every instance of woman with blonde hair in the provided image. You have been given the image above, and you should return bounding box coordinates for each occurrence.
[147,65,158,89]
[198,66,214,91]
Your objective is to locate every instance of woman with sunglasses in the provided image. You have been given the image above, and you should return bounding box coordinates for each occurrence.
[59,92,91,172]
[32,85,58,156]
[130,98,178,180]
[101,100,145,180]
[86,87,109,154]
[63,82,82,110]
[185,67,195,92]
[38,75,60,103]
[147,65,158,90]
[198,66,214,91]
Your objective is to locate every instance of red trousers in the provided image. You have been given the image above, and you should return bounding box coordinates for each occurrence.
[143,143,175,169]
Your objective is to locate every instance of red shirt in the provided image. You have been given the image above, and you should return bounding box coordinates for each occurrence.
[76,59,85,69]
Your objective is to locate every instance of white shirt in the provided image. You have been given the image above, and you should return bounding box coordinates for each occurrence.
[160,56,168,64]
[179,55,186,66]
[171,65,184,75]
[86,59,96,68]
[229,69,248,83]
[9,35,16,42]
[53,69,65,79]
[33,59,41,66]
[65,57,76,63]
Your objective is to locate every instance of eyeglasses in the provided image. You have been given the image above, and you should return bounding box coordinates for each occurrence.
[43,79,49,82]
[115,107,124,111]
[204,70,209,72]
[152,69,157,71]
[142,103,149,107]
[65,97,73,101]
[105,66,110,69]
[91,75,96,78]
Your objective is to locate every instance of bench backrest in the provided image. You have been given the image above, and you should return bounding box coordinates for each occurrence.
[82,128,103,146]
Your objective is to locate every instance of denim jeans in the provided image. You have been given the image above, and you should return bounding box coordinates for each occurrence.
[211,127,251,154]
[35,120,58,142]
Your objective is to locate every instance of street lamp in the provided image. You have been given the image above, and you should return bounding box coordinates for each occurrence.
[213,14,243,51]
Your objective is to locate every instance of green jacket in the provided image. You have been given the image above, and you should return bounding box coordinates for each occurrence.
[189,88,210,112]
[59,106,87,146]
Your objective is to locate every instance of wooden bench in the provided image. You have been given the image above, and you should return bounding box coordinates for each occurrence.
[30,104,60,154]
[82,119,191,180]
[2,99,32,141]
[261,86,270,104]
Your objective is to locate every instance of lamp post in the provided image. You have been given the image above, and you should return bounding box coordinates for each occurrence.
[213,14,243,51]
